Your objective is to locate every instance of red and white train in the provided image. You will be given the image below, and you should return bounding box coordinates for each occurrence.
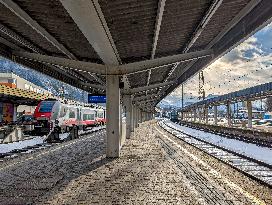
[33,99,106,134]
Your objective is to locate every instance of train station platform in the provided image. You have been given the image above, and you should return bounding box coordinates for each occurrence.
[0,121,271,205]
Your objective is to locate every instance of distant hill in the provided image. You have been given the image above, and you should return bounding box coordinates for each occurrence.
[159,95,198,109]
[0,57,88,102]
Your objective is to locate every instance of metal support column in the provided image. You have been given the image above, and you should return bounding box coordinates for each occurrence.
[106,75,120,158]
[144,112,147,121]
[247,100,253,128]
[124,95,132,139]
[135,107,139,128]
[198,107,201,122]
[205,105,209,124]
[214,105,218,125]
[131,104,135,132]
[193,108,197,122]
[227,102,232,127]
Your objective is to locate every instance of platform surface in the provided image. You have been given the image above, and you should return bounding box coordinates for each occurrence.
[0,121,271,205]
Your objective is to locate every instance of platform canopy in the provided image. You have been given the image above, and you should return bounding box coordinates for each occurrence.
[0,84,50,105]
[0,0,271,112]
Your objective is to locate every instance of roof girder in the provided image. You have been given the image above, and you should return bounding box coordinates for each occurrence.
[0,0,76,59]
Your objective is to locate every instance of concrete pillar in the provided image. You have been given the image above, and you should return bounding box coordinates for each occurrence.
[131,104,135,132]
[202,106,205,123]
[106,75,120,158]
[135,107,139,128]
[193,108,197,122]
[144,112,147,121]
[136,107,139,127]
[227,102,232,127]
[247,100,253,128]
[119,104,123,142]
[205,106,209,124]
[124,95,132,139]
[214,105,218,125]
[198,107,201,122]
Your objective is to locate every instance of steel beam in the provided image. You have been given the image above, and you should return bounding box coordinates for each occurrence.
[13,51,107,74]
[13,49,213,75]
[169,0,223,82]
[181,0,261,77]
[0,24,43,53]
[119,49,213,74]
[1,0,75,59]
[133,94,162,102]
[126,81,175,94]
[207,0,261,49]
[168,0,222,84]
[183,0,223,52]
[137,98,159,103]
[151,0,166,59]
[88,73,105,85]
[161,0,262,100]
[0,36,22,51]
[60,0,120,64]
[82,82,105,91]
[164,62,179,82]
[60,0,131,88]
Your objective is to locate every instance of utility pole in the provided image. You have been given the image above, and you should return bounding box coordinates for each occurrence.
[198,71,205,101]
[181,84,184,120]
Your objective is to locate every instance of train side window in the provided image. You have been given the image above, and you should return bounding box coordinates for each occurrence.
[52,103,60,120]
[69,110,75,118]
[77,108,80,120]
[83,114,88,121]
[59,106,67,118]
[97,112,103,118]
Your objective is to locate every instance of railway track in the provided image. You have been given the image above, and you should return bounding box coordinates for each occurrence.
[158,120,272,188]
[0,126,105,162]
[183,123,271,148]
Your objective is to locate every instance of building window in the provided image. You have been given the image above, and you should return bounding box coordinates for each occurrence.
[25,84,30,90]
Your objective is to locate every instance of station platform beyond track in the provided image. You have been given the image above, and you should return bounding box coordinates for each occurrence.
[0,121,271,205]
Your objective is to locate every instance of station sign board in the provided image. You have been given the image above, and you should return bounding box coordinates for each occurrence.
[88,94,106,103]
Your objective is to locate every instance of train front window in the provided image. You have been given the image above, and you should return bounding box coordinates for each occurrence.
[83,114,95,120]
[39,101,56,113]
[69,110,76,118]
[97,112,103,118]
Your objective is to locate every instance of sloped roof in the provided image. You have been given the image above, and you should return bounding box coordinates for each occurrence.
[0,84,51,105]
[0,0,271,111]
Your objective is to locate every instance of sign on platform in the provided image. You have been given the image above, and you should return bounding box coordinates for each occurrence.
[88,94,106,103]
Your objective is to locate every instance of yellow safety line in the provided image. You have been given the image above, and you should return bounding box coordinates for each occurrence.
[155,126,266,205]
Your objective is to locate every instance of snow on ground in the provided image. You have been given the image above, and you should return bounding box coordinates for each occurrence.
[0,137,44,154]
[59,133,69,140]
[0,126,105,154]
[164,120,272,165]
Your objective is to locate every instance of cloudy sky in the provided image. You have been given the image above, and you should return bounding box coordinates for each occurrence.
[169,22,272,103]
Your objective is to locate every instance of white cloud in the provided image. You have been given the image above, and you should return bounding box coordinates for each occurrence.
[170,28,272,104]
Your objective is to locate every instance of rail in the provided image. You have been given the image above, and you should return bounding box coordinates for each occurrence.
[0,126,105,161]
[158,120,272,188]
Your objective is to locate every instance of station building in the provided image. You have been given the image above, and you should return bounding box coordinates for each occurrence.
[0,72,51,123]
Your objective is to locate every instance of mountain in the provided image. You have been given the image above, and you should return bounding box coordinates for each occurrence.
[0,57,88,102]
[159,95,198,109]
